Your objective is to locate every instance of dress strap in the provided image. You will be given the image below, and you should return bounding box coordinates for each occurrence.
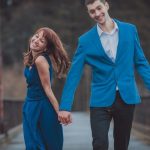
[42,53,53,80]
[42,53,52,67]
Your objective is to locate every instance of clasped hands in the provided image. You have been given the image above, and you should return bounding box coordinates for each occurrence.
[58,111,72,125]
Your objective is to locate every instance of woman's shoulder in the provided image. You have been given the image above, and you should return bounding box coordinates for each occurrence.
[35,55,46,62]
[35,55,48,66]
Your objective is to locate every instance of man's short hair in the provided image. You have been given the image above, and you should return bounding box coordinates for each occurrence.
[84,0,106,6]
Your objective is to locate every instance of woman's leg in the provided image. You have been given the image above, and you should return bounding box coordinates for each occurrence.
[39,100,63,150]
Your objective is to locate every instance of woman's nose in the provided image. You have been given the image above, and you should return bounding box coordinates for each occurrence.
[34,38,39,44]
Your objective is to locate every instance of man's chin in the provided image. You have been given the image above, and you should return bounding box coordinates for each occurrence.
[95,19,105,24]
[96,19,105,25]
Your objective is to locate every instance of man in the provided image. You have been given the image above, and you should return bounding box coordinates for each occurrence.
[58,0,150,150]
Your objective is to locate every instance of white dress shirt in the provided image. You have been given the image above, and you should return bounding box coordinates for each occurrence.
[97,20,119,90]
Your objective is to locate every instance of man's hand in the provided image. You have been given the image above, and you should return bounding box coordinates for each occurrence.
[58,111,72,125]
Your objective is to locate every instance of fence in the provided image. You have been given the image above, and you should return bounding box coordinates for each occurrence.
[0,97,150,138]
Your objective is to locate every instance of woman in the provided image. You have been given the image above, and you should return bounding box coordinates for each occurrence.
[23,27,70,150]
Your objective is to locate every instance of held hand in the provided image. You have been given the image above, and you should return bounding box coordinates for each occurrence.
[58,111,72,125]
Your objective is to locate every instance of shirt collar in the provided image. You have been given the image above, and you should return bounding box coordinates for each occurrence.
[97,19,119,37]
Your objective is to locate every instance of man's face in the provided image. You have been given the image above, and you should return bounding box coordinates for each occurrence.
[87,0,109,25]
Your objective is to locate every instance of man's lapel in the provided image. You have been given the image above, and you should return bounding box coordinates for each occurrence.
[91,20,124,64]
[114,19,124,63]
[91,25,114,64]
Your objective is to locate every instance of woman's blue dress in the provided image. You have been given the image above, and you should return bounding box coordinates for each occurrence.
[23,54,63,150]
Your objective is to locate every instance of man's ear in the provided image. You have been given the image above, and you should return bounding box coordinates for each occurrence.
[105,2,109,10]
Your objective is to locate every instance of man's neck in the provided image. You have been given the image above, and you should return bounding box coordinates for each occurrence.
[98,18,115,33]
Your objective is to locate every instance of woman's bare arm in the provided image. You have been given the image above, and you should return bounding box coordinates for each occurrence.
[35,55,59,114]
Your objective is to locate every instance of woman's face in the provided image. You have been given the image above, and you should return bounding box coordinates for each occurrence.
[30,30,47,53]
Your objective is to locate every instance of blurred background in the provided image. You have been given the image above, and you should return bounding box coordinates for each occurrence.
[0,0,150,149]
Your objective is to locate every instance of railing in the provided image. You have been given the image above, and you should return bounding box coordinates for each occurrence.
[0,97,150,137]
[0,99,23,134]
[133,96,150,137]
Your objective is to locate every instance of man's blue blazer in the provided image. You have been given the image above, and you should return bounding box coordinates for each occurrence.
[60,19,150,111]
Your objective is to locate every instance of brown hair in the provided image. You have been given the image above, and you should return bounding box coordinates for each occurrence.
[85,0,106,6]
[23,27,70,78]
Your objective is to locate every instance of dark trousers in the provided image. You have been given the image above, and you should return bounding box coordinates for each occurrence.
[90,91,135,150]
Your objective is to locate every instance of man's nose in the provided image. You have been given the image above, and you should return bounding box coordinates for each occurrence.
[95,10,100,17]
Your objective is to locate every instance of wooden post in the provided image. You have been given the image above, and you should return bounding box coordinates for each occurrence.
[0,48,3,120]
[0,19,4,132]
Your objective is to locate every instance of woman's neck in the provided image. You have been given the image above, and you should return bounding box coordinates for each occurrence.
[32,51,42,58]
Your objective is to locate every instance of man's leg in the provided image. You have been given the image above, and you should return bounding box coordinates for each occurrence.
[113,92,135,150]
[90,107,112,150]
